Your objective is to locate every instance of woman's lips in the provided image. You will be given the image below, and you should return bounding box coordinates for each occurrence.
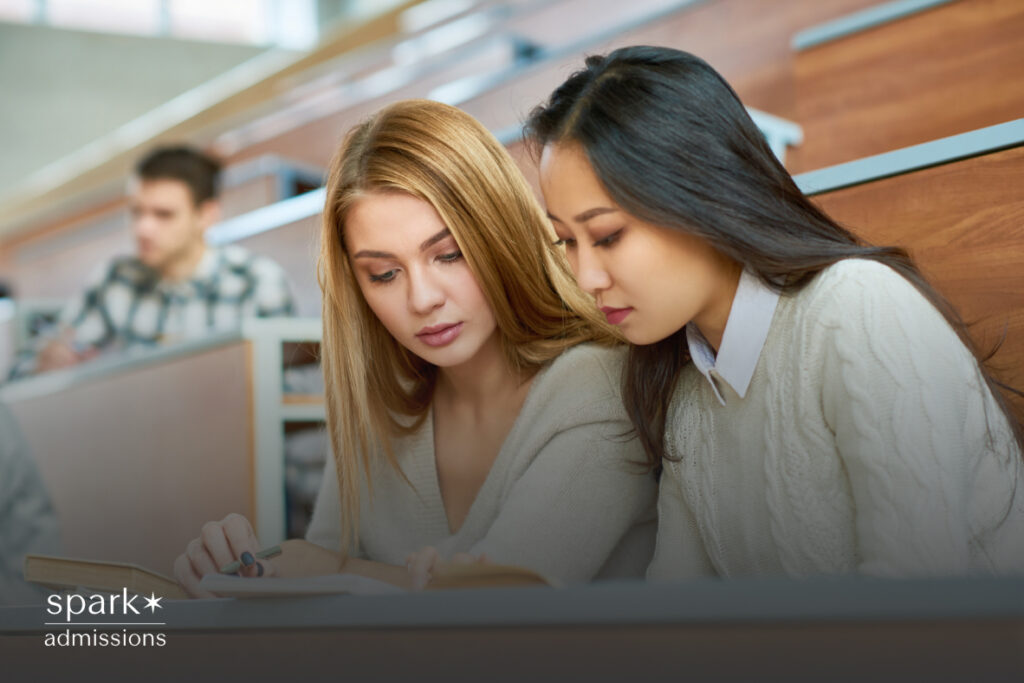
[416,322,464,347]
[600,306,633,325]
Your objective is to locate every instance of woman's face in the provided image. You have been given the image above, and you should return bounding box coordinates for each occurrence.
[345,191,498,368]
[539,142,739,346]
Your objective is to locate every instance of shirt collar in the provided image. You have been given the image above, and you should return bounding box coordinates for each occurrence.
[189,246,220,282]
[685,268,780,405]
[155,246,220,293]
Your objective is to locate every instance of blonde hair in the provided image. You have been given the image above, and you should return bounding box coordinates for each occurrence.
[317,99,617,553]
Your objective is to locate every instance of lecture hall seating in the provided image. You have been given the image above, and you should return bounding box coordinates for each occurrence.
[789,0,1024,172]
[805,137,1024,416]
[2,0,1023,563]
[1,4,1022,676]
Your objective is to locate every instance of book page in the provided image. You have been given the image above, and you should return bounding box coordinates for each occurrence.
[199,573,405,598]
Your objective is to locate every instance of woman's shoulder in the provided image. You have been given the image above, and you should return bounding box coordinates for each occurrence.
[540,342,626,391]
[781,258,975,376]
[523,343,629,424]
[803,258,912,300]
[788,258,935,327]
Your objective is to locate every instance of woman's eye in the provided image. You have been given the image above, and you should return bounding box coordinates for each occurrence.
[437,250,463,263]
[593,229,623,248]
[369,269,398,283]
[552,237,576,248]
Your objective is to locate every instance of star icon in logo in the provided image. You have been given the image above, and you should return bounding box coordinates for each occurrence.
[143,593,163,613]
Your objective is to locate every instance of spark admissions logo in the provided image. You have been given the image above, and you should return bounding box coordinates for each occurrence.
[43,589,167,647]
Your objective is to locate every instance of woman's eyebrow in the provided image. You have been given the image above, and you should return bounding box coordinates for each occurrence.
[547,207,618,224]
[419,227,452,251]
[574,207,618,222]
[352,248,394,259]
[352,228,452,259]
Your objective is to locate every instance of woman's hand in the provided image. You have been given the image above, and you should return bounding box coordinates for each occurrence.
[173,513,271,598]
[404,546,488,590]
[174,515,345,598]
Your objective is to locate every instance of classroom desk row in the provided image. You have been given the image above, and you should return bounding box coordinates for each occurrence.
[1,576,1021,681]
[0,318,323,576]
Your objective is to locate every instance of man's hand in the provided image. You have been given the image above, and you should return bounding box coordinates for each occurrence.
[36,334,97,373]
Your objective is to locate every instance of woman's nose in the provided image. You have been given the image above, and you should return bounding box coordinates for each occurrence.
[407,266,445,314]
[575,246,612,295]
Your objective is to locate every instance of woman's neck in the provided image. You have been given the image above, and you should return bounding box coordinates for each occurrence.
[434,333,529,414]
[693,258,743,354]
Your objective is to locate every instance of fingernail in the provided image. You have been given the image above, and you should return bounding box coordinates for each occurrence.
[255,562,264,577]
[240,551,255,567]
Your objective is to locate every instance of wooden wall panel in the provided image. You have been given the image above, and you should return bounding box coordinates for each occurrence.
[604,0,881,120]
[1,0,886,301]
[790,0,1024,173]
[812,145,1024,413]
[226,0,681,169]
[505,0,680,49]
[5,210,133,300]
[0,194,126,290]
[11,0,1019,339]
[7,342,255,575]
[225,41,517,169]
[460,0,880,137]
[216,174,278,225]
[233,0,884,175]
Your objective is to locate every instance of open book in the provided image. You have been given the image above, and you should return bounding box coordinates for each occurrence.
[201,562,556,598]
[199,573,402,597]
[24,554,187,599]
[25,554,554,601]
[425,562,557,590]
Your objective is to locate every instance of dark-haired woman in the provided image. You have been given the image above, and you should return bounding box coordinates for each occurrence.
[528,46,1024,578]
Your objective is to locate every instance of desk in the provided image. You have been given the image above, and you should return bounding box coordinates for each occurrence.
[0,319,322,576]
[1,577,1022,682]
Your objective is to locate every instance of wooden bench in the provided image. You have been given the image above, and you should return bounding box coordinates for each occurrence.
[0,318,323,575]
[790,0,1024,172]
[798,121,1024,414]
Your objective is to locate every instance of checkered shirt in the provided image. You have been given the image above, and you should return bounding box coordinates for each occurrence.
[12,245,295,377]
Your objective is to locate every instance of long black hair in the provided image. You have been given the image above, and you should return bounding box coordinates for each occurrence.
[525,45,1022,467]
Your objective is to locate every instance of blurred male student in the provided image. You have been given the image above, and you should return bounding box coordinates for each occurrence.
[23,146,295,375]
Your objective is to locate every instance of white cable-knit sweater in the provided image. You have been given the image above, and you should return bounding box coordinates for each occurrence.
[648,260,1024,579]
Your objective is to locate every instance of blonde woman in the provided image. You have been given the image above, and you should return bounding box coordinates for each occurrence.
[174,100,656,596]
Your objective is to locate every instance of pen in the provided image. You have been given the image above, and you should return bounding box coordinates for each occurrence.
[219,545,283,574]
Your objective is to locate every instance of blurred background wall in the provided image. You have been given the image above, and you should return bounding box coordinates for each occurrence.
[0,22,266,191]
[1,0,1021,383]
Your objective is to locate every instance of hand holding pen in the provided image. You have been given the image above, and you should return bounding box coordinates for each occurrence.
[173,513,279,598]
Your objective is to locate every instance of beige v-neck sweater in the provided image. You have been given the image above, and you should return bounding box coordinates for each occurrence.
[306,344,658,583]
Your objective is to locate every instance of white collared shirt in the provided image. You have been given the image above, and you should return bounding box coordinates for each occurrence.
[685,269,780,406]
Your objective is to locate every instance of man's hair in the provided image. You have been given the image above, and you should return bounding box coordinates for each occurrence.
[135,146,222,205]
